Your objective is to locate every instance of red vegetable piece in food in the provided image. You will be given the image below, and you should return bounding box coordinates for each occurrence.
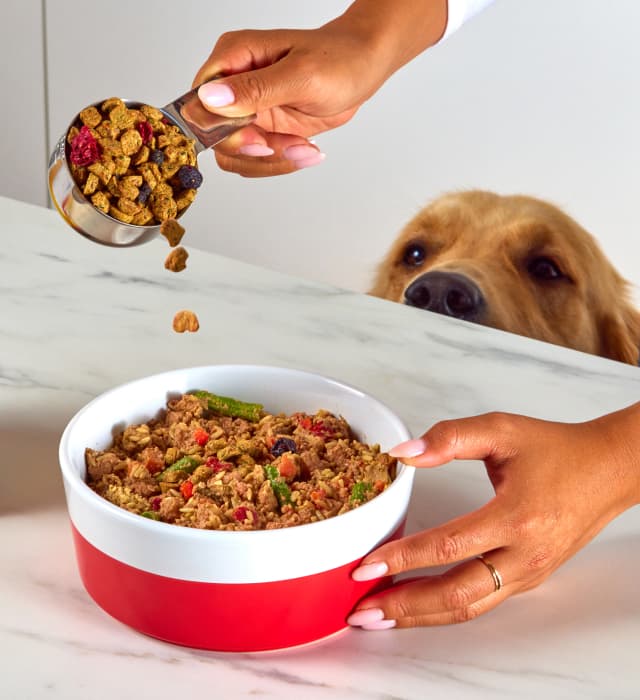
[193,428,209,446]
[298,416,312,430]
[309,420,333,437]
[137,120,153,145]
[278,454,297,480]
[69,125,100,166]
[180,481,193,500]
[205,456,232,473]
[144,455,164,474]
[233,506,248,522]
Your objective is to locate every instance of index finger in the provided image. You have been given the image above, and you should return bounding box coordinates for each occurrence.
[192,29,296,87]
[353,500,510,579]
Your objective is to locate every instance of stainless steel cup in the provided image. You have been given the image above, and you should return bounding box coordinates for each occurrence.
[48,87,255,246]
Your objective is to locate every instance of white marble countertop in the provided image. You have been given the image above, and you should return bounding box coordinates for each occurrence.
[2,195,639,699]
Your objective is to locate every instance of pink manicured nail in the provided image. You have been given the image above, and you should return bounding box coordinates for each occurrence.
[361,619,397,631]
[388,438,427,458]
[283,144,320,161]
[352,561,389,581]
[292,152,326,170]
[239,144,275,157]
[198,82,235,108]
[346,608,384,627]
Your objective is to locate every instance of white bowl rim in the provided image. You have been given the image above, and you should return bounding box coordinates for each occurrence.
[59,364,415,544]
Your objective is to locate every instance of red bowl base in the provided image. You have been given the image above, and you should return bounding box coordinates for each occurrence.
[71,522,404,652]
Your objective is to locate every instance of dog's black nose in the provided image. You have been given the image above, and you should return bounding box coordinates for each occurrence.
[404,271,485,322]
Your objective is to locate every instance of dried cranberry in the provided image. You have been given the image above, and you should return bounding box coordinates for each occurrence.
[205,456,232,473]
[137,120,153,145]
[69,125,100,166]
[270,437,297,457]
[233,506,248,522]
[309,421,333,437]
[150,496,162,512]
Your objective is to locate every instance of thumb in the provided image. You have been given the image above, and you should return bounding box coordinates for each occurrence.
[390,413,518,468]
[197,59,305,119]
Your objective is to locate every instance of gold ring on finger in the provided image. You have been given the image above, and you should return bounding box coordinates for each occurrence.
[477,554,503,592]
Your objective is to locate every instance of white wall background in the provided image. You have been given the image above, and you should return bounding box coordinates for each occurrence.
[0,1,47,205]
[3,1,639,302]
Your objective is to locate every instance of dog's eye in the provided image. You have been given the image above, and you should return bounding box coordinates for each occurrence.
[402,243,426,267]
[528,256,564,281]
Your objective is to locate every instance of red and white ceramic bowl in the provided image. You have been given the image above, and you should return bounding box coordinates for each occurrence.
[58,365,414,652]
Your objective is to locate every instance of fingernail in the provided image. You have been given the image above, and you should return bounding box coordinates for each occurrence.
[361,619,397,631]
[198,82,235,108]
[388,438,427,458]
[284,144,321,161]
[239,143,275,157]
[352,561,389,582]
[292,152,326,170]
[346,608,384,627]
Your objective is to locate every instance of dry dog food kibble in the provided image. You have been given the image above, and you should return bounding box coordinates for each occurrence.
[160,218,186,247]
[172,310,199,333]
[85,391,396,530]
[165,246,189,272]
[67,99,203,225]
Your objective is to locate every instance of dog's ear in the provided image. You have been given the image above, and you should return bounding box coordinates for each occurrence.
[598,305,640,365]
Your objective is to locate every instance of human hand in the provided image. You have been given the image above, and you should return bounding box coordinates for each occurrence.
[192,1,448,176]
[347,404,640,629]
[191,25,382,177]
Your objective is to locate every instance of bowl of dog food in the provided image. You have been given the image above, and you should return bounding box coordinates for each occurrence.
[58,365,414,652]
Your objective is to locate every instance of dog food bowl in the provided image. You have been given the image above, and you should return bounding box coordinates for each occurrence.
[58,365,414,652]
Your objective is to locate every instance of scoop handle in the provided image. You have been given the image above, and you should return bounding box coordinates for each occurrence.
[162,85,255,154]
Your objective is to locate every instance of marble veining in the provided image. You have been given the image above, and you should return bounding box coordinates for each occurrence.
[1,195,640,699]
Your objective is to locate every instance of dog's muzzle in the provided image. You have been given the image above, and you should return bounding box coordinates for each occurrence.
[404,270,486,322]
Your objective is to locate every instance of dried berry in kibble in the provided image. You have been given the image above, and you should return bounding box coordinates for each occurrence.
[177,165,203,189]
[70,126,101,167]
[149,149,165,165]
[136,120,153,145]
[270,437,297,457]
[137,182,152,205]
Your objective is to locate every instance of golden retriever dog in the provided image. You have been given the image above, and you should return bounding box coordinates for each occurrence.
[370,190,640,364]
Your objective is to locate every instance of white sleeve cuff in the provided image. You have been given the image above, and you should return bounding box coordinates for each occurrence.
[441,0,496,41]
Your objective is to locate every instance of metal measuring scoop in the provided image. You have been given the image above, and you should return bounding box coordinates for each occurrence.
[48,86,255,246]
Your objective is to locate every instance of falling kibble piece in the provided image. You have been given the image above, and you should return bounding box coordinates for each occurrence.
[160,218,186,247]
[165,246,188,272]
[173,310,200,333]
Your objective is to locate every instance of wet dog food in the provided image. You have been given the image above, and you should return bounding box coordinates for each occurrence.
[85,391,396,530]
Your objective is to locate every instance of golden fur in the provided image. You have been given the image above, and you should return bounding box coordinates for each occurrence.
[370,190,640,364]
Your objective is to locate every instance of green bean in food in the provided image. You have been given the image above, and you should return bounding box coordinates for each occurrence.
[190,390,263,422]
[156,455,200,480]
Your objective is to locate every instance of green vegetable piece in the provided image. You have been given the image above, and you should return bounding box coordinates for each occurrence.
[141,511,161,520]
[264,465,279,481]
[272,480,292,506]
[263,464,292,506]
[190,390,263,422]
[350,481,373,503]
[156,455,200,480]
